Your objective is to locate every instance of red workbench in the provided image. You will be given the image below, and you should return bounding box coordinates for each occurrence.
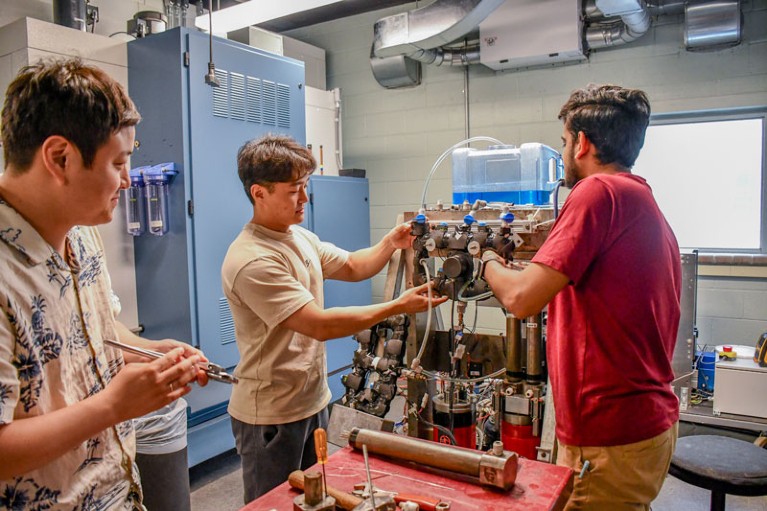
[241,446,573,511]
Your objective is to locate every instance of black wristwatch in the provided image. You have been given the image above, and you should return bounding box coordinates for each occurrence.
[480,255,501,280]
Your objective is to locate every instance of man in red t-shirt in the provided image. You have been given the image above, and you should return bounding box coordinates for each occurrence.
[482,84,681,511]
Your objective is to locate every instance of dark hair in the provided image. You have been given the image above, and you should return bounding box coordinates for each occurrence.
[237,134,315,204]
[558,84,650,169]
[1,58,140,172]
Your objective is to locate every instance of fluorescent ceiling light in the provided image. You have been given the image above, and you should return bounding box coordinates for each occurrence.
[195,0,345,34]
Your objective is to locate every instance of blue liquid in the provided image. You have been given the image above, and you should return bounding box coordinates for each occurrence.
[452,190,551,206]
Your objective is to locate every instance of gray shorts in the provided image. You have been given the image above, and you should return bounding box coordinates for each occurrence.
[231,408,329,503]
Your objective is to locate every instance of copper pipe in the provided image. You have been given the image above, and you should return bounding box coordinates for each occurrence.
[505,315,523,381]
[348,428,517,490]
[526,313,542,381]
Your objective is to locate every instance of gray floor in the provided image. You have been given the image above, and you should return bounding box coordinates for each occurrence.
[189,446,767,511]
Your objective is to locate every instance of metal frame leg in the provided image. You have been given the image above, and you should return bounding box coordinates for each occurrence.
[710,490,725,511]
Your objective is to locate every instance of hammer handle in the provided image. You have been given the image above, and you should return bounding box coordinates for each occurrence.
[289,470,363,511]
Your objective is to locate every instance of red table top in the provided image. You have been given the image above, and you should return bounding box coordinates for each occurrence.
[242,446,573,511]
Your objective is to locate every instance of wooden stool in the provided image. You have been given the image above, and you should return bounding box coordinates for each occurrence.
[668,435,767,511]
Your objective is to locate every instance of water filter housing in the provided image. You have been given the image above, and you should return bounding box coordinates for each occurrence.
[125,166,148,236]
[452,143,563,205]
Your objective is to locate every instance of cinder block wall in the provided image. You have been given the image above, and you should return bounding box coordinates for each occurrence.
[288,2,767,342]
[697,277,767,347]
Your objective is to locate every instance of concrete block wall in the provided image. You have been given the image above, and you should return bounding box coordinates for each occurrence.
[288,2,767,338]
[698,277,767,347]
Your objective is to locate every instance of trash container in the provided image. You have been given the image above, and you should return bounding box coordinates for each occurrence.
[134,398,190,511]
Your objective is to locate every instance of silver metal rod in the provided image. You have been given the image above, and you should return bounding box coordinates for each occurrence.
[105,338,163,359]
[104,338,238,384]
[362,444,376,510]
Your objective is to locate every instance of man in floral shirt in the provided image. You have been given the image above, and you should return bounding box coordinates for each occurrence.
[0,59,205,510]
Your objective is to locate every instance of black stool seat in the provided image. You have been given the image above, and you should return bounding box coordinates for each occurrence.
[669,435,767,511]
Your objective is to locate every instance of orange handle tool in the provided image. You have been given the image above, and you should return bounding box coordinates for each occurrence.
[314,428,328,464]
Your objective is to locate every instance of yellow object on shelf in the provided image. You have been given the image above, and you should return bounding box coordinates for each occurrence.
[718,345,737,360]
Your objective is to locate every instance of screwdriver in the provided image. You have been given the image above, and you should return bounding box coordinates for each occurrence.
[314,428,328,500]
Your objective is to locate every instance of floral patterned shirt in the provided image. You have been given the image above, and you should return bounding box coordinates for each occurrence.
[0,200,142,510]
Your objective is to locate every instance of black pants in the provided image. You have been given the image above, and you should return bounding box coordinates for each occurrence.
[231,408,329,503]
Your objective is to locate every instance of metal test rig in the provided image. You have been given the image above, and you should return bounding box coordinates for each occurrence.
[338,200,558,464]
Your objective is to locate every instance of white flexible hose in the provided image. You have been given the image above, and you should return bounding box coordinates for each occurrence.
[411,259,434,371]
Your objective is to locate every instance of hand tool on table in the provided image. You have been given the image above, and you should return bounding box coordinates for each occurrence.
[104,338,239,384]
[289,466,448,511]
[314,428,329,499]
[347,427,518,490]
[351,483,449,511]
[292,471,336,511]
[289,470,363,511]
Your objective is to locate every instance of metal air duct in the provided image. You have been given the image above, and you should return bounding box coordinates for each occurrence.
[585,0,651,50]
[684,1,742,50]
[370,0,503,87]
[53,0,87,31]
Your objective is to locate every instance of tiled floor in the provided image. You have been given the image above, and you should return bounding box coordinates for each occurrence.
[190,446,767,511]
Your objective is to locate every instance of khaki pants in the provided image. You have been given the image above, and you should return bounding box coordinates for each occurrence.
[557,423,678,511]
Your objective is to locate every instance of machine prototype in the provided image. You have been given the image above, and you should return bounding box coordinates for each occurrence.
[335,141,564,470]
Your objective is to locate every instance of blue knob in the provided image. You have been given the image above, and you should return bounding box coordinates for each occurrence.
[478,221,487,227]
[500,212,515,223]
[414,214,427,224]
[464,214,476,225]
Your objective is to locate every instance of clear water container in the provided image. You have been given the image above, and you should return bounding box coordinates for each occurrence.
[143,163,177,236]
[125,167,148,236]
[452,143,563,205]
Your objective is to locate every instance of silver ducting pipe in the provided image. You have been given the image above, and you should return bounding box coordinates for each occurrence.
[585,0,685,20]
[586,0,651,50]
[373,0,505,59]
[646,1,687,17]
[371,0,502,86]
[408,44,481,66]
[53,0,87,31]
[685,1,742,50]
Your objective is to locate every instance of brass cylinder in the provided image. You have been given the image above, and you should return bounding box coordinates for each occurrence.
[348,428,517,490]
[526,313,542,381]
[505,315,523,380]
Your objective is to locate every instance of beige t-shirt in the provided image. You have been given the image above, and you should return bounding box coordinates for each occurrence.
[222,223,348,425]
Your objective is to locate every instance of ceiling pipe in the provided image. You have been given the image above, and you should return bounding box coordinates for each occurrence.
[585,0,685,20]
[373,0,503,63]
[585,0,651,49]
[408,43,482,66]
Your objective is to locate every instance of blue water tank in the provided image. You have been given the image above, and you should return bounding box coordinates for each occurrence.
[452,143,563,205]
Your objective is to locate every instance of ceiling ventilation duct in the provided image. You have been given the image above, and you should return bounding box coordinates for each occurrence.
[370,0,740,88]
[585,0,651,50]
[684,1,742,51]
[370,0,505,88]
[479,0,585,71]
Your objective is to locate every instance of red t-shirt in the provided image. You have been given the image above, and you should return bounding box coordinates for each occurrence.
[532,173,681,446]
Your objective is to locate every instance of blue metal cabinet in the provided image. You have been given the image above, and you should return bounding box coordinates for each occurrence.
[128,28,306,465]
[302,176,372,402]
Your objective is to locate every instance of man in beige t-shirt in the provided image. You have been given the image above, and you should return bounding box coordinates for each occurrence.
[222,134,446,502]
